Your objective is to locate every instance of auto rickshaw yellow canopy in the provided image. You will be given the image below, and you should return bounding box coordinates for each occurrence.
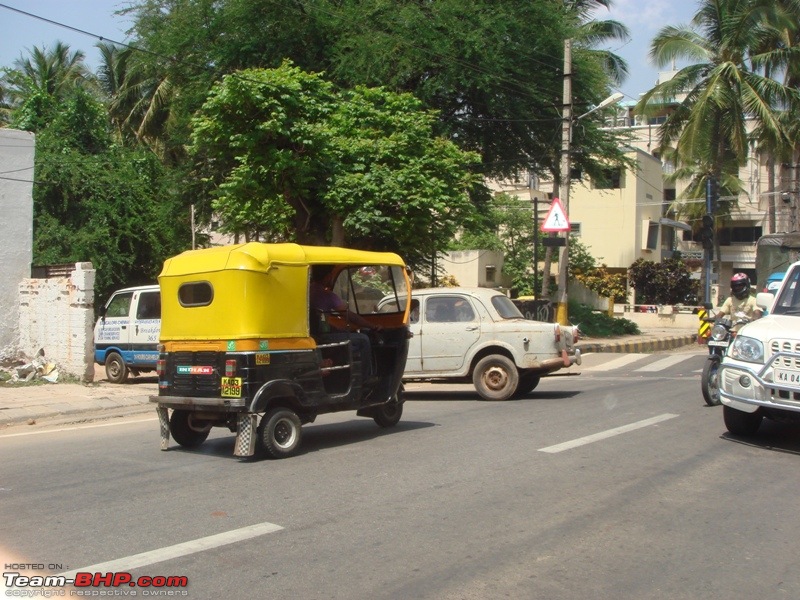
[158,243,408,342]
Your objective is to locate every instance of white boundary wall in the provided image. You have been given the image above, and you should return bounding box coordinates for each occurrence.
[0,129,34,357]
[18,263,96,381]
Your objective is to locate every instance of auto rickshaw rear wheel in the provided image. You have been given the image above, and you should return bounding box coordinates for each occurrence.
[169,410,211,448]
[258,407,302,459]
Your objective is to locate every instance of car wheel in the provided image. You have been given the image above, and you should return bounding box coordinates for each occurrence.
[105,352,128,384]
[258,407,302,459]
[169,410,211,448]
[473,355,519,401]
[701,356,721,406]
[723,405,762,436]
[514,372,541,397]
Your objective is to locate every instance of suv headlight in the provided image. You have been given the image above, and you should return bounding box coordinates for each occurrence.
[729,336,764,364]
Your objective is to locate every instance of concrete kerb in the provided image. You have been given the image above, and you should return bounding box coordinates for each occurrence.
[576,332,699,354]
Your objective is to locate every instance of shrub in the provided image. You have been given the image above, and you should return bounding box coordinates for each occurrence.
[569,302,640,338]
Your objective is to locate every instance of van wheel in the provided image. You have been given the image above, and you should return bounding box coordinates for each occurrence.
[258,408,302,459]
[169,410,211,448]
[473,355,519,401]
[373,398,403,428]
[723,405,762,436]
[105,352,128,384]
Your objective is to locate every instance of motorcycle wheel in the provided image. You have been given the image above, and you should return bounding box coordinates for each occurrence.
[701,355,722,406]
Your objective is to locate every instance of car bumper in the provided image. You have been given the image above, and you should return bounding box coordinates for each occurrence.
[719,353,800,415]
[539,349,581,371]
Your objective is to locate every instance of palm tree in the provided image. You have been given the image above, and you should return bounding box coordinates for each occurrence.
[96,42,176,159]
[1,42,93,131]
[635,0,800,221]
[5,42,91,103]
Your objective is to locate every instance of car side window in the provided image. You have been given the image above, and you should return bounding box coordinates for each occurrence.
[409,299,420,324]
[426,297,473,323]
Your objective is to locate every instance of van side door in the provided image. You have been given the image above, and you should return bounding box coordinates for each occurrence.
[94,291,134,356]
[130,289,161,362]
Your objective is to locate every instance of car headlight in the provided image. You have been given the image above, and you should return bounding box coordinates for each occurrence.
[729,336,764,363]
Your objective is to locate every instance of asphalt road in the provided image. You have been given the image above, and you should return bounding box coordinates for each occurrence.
[3,345,800,600]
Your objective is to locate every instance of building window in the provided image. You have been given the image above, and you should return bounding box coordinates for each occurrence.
[570,222,581,237]
[485,265,496,283]
[593,168,621,189]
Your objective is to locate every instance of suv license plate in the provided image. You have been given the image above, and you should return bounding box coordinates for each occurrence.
[774,369,800,384]
[221,377,243,398]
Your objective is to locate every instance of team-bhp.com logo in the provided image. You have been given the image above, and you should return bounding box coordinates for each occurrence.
[4,569,189,596]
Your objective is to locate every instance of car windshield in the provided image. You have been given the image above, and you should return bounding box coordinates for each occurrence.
[770,267,800,315]
[491,294,525,319]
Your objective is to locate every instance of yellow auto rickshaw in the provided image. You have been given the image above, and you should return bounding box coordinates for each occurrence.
[150,242,412,459]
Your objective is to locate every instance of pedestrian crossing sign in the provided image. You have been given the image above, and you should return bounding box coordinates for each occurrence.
[541,198,570,232]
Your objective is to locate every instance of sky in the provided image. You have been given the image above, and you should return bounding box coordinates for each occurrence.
[0,0,699,102]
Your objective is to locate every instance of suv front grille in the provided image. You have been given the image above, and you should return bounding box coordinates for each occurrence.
[769,340,800,369]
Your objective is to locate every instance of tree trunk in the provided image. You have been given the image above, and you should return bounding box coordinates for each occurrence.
[331,216,346,247]
[767,155,776,233]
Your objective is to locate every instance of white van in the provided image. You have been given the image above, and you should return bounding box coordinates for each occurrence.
[93,285,161,383]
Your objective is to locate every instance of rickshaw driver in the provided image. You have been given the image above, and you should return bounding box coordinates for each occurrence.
[310,265,381,383]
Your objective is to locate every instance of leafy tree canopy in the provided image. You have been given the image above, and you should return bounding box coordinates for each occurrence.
[123,0,630,183]
[29,86,190,305]
[189,62,481,270]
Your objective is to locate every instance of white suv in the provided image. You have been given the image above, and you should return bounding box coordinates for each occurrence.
[382,287,580,401]
[719,260,800,435]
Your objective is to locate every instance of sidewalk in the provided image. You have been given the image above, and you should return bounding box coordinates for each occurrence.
[0,327,700,429]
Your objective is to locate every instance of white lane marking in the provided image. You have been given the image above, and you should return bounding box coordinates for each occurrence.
[635,354,695,372]
[58,522,284,577]
[0,418,158,439]
[580,353,648,371]
[538,413,679,454]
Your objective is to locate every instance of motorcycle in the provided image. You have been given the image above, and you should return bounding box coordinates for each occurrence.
[700,311,751,406]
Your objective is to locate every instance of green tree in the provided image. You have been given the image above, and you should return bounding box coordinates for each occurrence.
[123,0,631,182]
[2,42,93,131]
[189,63,480,269]
[32,89,190,304]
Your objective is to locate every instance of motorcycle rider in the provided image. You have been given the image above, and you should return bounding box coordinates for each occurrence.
[715,272,763,331]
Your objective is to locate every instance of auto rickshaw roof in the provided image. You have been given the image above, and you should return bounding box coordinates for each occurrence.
[160,242,406,277]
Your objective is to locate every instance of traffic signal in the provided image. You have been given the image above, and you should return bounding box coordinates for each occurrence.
[701,214,714,250]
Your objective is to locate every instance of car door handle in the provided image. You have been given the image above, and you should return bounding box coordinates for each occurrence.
[465,325,479,331]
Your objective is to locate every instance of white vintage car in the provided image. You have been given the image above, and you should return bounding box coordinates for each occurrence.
[382,287,580,400]
[719,260,800,435]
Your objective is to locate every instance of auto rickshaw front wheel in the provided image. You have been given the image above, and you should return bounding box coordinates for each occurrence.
[372,401,403,427]
[258,407,302,459]
[169,410,211,448]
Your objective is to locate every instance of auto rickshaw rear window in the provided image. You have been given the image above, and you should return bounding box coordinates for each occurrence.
[178,281,214,307]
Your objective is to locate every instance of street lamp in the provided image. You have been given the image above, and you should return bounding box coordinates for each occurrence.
[554,91,624,326]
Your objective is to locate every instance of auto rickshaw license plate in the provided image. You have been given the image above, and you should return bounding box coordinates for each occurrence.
[221,377,242,398]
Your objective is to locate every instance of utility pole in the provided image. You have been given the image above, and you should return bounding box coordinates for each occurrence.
[555,38,572,326]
